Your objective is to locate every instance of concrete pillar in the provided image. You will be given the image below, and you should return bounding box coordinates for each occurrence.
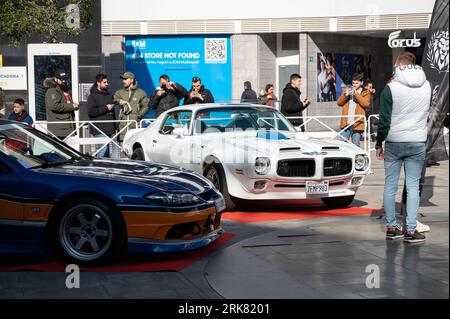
[232,34,258,102]
[101,35,125,95]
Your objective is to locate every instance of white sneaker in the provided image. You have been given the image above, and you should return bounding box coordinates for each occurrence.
[416,220,431,233]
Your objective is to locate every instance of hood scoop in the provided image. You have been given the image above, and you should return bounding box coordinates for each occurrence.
[280,147,301,152]
[322,146,340,151]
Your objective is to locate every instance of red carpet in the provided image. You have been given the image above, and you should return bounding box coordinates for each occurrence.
[223,206,383,223]
[0,232,234,272]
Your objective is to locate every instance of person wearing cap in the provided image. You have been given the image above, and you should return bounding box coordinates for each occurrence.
[44,70,79,139]
[183,76,214,105]
[149,74,188,117]
[113,72,149,141]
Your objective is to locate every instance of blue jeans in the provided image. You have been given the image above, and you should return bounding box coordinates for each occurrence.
[94,134,120,159]
[383,142,425,231]
[341,126,362,147]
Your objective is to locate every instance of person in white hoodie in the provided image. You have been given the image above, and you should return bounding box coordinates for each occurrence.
[376,52,431,243]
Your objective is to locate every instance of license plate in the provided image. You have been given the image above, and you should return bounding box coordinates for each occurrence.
[214,196,226,212]
[306,181,329,194]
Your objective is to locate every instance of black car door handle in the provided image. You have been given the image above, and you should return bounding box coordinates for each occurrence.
[152,140,157,143]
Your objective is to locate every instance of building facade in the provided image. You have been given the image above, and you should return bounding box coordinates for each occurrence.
[101,0,435,122]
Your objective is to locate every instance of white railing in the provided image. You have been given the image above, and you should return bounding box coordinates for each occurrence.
[367,114,379,153]
[286,114,369,152]
[34,120,138,156]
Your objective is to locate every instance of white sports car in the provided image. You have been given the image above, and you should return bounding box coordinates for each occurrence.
[123,104,370,211]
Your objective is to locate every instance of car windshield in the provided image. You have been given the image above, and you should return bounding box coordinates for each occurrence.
[193,107,296,134]
[0,123,84,169]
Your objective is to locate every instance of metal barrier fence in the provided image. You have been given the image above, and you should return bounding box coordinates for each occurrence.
[38,113,450,158]
[286,114,369,152]
[34,120,138,156]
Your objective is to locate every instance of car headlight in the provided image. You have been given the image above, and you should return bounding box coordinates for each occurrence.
[355,154,369,171]
[255,157,271,175]
[145,192,200,205]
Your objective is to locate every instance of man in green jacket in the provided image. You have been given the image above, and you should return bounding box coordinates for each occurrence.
[44,70,79,139]
[113,72,149,141]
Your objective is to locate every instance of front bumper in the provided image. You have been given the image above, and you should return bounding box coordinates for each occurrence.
[127,227,224,253]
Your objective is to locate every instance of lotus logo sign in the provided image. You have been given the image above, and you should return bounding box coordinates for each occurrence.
[388,31,421,48]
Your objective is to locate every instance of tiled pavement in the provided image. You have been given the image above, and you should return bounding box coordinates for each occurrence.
[0,157,448,299]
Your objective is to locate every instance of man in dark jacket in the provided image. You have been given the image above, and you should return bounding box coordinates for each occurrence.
[87,74,119,158]
[149,74,187,117]
[184,76,214,105]
[240,81,258,103]
[281,73,311,132]
[45,70,79,139]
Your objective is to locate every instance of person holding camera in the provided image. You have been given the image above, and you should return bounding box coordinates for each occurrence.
[281,73,311,132]
[149,74,188,117]
[87,74,120,158]
[184,76,214,105]
[44,70,79,140]
[336,73,370,147]
[113,72,149,141]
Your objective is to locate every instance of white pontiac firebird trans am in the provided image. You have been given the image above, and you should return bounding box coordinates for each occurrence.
[123,104,370,211]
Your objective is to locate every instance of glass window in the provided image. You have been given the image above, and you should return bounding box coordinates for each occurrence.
[282,33,299,51]
[194,107,296,134]
[0,123,81,169]
[159,111,192,135]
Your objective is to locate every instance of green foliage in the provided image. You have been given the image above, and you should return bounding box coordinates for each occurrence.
[0,0,94,46]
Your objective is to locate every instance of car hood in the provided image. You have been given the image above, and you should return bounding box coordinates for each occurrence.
[205,131,362,157]
[40,158,212,195]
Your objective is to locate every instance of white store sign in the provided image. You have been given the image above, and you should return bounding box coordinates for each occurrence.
[0,67,28,90]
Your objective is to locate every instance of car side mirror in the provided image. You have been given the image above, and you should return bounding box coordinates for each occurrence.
[172,127,184,137]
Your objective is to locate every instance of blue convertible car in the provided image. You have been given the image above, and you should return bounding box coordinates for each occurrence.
[0,120,225,264]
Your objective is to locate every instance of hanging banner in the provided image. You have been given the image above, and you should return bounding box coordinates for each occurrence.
[125,35,232,118]
[422,0,449,161]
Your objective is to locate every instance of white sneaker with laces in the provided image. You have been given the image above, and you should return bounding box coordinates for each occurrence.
[416,221,430,233]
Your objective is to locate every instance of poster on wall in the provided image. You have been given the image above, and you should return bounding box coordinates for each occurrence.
[125,35,232,118]
[317,52,371,102]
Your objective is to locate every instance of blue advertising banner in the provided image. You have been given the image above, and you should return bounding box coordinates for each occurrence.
[125,35,232,118]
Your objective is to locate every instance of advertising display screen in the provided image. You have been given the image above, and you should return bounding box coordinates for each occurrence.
[125,35,232,118]
[33,55,72,121]
[27,43,79,124]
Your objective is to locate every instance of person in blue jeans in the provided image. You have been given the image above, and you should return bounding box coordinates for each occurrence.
[336,73,371,147]
[376,52,431,243]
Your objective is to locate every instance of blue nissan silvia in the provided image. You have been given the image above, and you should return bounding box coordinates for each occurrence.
[0,120,225,264]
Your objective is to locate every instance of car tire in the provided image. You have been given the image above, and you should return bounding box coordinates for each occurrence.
[131,147,145,160]
[321,195,355,209]
[56,198,127,264]
[204,163,236,212]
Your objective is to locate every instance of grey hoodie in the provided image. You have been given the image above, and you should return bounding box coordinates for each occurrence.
[376,65,431,147]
